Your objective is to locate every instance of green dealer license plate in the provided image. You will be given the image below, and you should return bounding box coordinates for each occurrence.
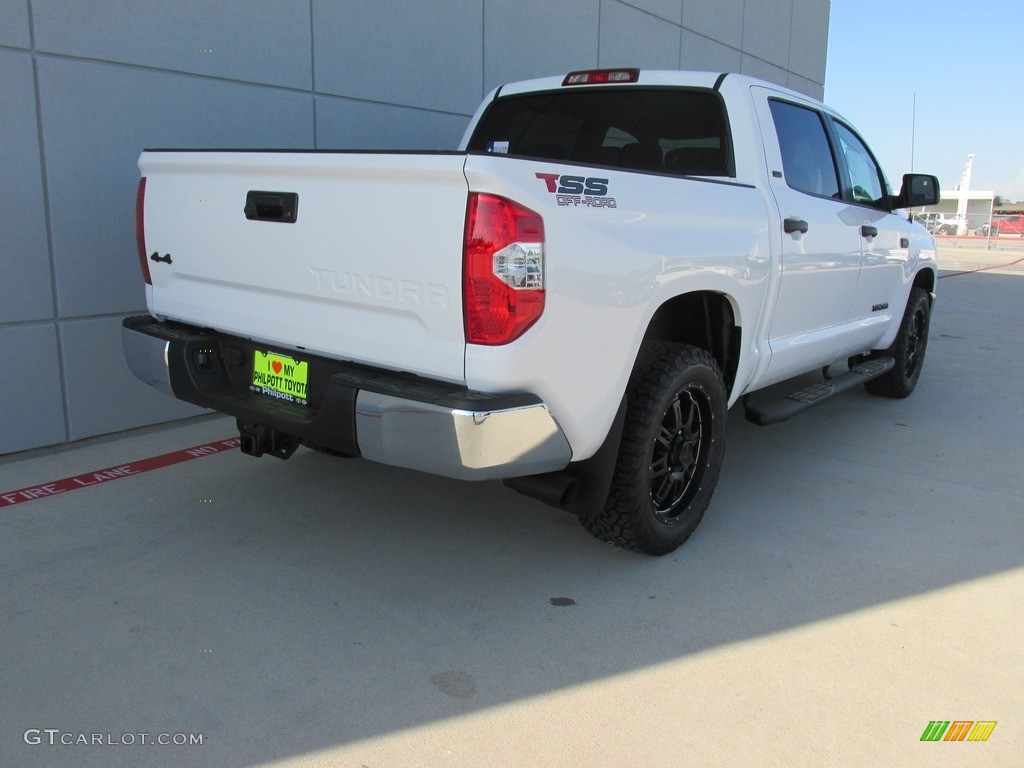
[251,350,309,406]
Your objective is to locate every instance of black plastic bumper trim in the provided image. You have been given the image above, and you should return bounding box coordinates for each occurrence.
[122,315,541,455]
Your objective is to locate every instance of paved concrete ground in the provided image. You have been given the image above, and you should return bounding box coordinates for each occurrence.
[1,248,1021,767]
[937,237,1024,276]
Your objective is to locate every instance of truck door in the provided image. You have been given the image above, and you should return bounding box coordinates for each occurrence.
[829,119,915,341]
[755,93,864,383]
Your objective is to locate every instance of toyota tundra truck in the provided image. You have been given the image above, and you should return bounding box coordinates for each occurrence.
[122,69,940,555]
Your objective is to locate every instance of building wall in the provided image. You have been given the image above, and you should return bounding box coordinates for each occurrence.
[0,0,830,455]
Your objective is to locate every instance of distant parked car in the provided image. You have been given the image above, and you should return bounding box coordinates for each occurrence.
[913,212,961,235]
[978,215,1024,237]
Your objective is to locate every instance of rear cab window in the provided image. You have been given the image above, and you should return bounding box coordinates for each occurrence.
[467,88,734,177]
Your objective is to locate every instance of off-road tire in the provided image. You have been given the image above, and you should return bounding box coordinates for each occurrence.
[864,287,931,398]
[581,342,727,555]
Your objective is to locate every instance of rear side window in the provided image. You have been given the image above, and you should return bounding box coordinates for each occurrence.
[768,99,840,199]
[467,88,732,177]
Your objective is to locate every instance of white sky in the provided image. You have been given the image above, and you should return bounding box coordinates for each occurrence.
[824,1,1023,200]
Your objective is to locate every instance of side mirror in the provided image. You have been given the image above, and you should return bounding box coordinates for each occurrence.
[892,173,941,210]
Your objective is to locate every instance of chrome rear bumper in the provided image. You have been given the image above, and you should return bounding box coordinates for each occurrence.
[122,316,571,480]
[355,392,571,480]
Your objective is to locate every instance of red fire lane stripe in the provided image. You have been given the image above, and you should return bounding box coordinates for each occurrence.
[0,438,240,509]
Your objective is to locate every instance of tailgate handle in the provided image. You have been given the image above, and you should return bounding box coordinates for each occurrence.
[244,191,298,223]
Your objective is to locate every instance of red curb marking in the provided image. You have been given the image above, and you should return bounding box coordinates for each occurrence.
[939,254,1024,279]
[0,438,239,509]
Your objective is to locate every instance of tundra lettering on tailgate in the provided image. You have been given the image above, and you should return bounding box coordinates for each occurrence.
[309,268,449,308]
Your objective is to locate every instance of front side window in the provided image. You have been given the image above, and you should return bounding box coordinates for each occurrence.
[833,121,888,207]
[468,88,732,177]
[768,99,840,199]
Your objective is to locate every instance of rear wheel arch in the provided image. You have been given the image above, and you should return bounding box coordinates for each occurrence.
[639,291,741,398]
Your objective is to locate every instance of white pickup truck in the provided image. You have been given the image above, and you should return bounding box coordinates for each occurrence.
[123,69,940,555]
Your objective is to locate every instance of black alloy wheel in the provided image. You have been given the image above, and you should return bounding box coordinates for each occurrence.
[865,286,932,398]
[582,341,727,555]
[649,381,714,524]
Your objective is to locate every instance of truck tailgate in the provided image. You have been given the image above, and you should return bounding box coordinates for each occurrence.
[139,151,469,383]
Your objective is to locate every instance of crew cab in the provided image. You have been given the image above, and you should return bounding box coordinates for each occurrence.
[123,69,940,555]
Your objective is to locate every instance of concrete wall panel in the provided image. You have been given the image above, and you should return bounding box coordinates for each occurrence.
[599,0,681,69]
[316,96,470,151]
[484,0,599,94]
[0,0,30,48]
[683,0,744,49]
[743,0,795,69]
[313,0,483,115]
[0,324,66,454]
[680,29,743,73]
[741,53,790,87]
[789,0,830,82]
[0,51,53,323]
[619,0,682,24]
[61,317,205,441]
[37,58,314,318]
[31,0,312,89]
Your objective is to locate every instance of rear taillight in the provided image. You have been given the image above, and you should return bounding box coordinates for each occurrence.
[135,177,152,285]
[463,193,544,345]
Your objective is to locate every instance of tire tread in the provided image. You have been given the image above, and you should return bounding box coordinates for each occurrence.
[581,342,726,555]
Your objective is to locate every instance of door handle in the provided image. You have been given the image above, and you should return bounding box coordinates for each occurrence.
[784,218,809,234]
[861,225,878,238]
